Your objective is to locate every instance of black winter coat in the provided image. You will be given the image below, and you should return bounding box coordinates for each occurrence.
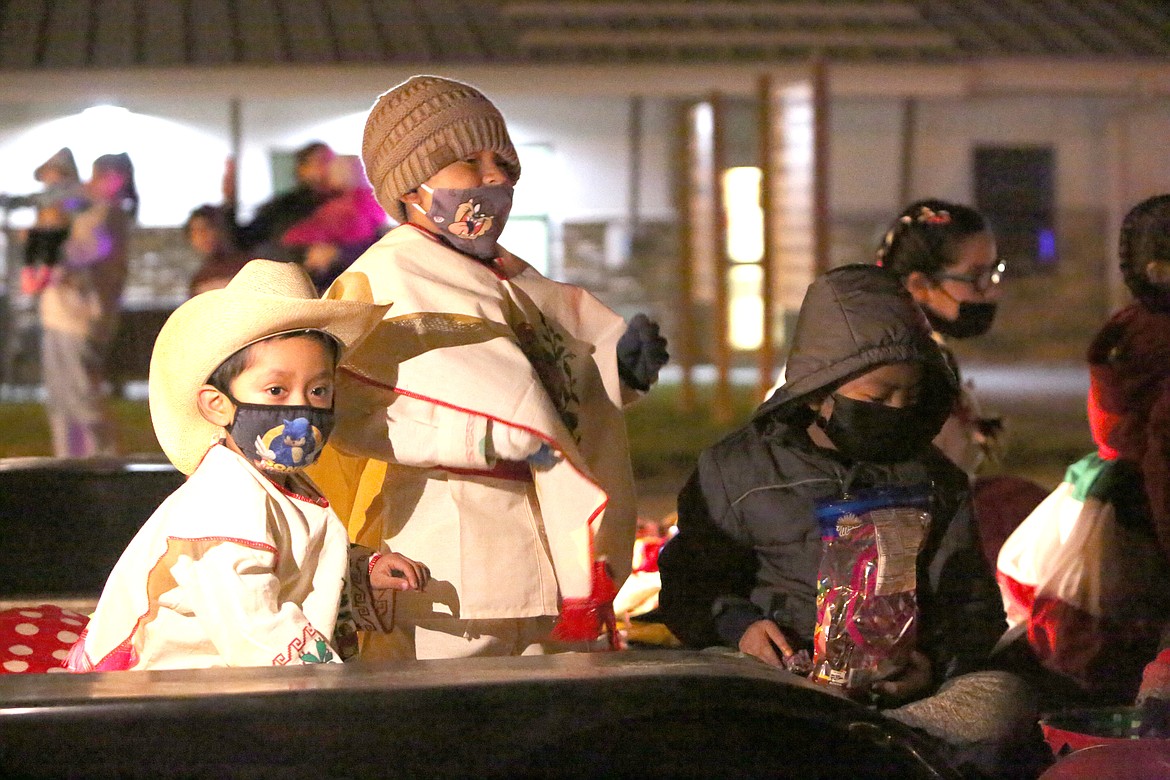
[658,264,1007,685]
[659,420,1005,684]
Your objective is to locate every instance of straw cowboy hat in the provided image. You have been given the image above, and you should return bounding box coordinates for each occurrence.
[149,259,390,475]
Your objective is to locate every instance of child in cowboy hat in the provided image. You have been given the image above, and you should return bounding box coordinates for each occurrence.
[66,260,429,672]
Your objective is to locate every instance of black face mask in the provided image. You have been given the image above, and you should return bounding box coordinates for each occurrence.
[816,394,944,464]
[924,301,998,339]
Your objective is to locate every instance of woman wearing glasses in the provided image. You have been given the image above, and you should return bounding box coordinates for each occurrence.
[875,200,1052,581]
[875,198,1007,479]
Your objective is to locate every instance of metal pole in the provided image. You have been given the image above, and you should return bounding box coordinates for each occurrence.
[628,95,643,235]
[1105,111,1130,314]
[711,91,732,424]
[812,56,831,275]
[674,100,696,412]
[757,74,777,400]
[227,97,243,207]
[0,207,14,392]
[898,97,917,207]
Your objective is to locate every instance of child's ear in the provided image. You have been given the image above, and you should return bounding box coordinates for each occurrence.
[196,385,235,428]
[400,189,422,212]
[904,271,934,304]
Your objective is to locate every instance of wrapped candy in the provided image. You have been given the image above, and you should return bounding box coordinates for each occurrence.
[811,485,931,698]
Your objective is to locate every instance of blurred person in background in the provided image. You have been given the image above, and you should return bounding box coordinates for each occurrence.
[280,154,388,294]
[874,199,1049,570]
[874,199,1005,478]
[184,204,249,297]
[39,152,138,458]
[1,147,89,296]
[222,140,335,265]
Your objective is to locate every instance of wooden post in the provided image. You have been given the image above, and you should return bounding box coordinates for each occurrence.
[1105,113,1130,314]
[673,100,696,412]
[898,97,917,207]
[757,74,777,400]
[227,96,243,205]
[811,56,831,275]
[628,95,643,235]
[711,91,733,424]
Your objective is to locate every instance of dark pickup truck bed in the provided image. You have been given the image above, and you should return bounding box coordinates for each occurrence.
[0,457,960,778]
[0,650,959,778]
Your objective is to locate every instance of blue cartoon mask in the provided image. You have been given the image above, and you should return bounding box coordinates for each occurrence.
[414,183,513,261]
[226,401,335,473]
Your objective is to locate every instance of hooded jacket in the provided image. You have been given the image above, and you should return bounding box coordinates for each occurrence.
[659,265,1005,684]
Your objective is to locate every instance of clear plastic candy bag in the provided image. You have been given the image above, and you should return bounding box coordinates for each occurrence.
[811,485,931,698]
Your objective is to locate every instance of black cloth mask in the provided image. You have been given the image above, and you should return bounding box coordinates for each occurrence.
[925,301,998,339]
[816,394,944,464]
[226,401,335,473]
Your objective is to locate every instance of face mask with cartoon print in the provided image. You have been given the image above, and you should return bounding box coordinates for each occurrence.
[413,183,513,261]
[225,399,335,473]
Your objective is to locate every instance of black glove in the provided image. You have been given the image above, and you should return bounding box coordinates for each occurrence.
[617,313,669,391]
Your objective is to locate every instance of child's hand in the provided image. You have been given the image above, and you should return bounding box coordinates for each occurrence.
[370,552,430,592]
[488,421,547,464]
[738,619,794,669]
[870,650,933,705]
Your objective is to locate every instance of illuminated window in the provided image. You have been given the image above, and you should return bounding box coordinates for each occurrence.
[723,166,765,350]
[723,167,764,265]
[729,263,764,350]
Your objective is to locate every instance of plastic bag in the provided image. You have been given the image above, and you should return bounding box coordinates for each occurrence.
[811,485,931,697]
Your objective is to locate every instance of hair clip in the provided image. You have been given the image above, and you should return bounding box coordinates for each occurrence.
[916,207,951,226]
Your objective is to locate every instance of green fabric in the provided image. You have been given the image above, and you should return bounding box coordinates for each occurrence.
[1063,451,1111,503]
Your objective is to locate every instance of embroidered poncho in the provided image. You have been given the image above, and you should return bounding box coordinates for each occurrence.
[68,445,350,671]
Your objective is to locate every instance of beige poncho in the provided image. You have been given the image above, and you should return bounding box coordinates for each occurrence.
[314,225,638,630]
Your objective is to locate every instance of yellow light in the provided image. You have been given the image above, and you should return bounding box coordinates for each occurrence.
[729,263,764,350]
[723,166,764,264]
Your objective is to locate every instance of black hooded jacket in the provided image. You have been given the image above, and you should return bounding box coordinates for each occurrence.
[658,265,1006,684]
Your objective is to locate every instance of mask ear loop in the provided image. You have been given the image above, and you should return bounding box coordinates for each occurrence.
[215,387,241,434]
[410,183,435,218]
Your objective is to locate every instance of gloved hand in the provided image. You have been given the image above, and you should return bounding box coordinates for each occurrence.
[617,313,669,391]
[527,443,561,470]
[489,420,558,467]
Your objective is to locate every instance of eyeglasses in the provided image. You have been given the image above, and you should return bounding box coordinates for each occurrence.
[933,261,1005,293]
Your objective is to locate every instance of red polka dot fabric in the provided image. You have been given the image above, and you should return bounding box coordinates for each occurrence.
[0,605,89,674]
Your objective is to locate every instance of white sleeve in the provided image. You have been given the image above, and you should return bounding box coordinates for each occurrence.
[333,378,492,470]
[297,513,351,641]
[171,540,342,666]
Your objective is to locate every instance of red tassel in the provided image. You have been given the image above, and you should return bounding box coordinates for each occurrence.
[551,560,619,649]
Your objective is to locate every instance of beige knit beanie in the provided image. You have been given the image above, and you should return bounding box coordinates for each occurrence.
[362,75,521,224]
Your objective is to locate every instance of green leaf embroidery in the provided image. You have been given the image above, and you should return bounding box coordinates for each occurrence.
[300,638,334,664]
